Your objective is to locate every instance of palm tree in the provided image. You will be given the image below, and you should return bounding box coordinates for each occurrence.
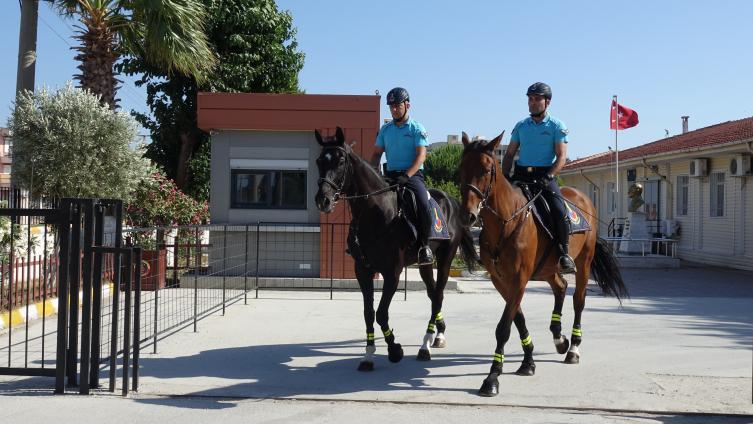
[55,0,216,109]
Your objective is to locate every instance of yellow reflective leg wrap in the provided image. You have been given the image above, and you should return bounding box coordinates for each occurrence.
[435,312,443,321]
[572,328,583,337]
[551,313,561,322]
[521,335,533,347]
[493,353,504,363]
[427,323,435,333]
[366,332,375,341]
[382,328,392,338]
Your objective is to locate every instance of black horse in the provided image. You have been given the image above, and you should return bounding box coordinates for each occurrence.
[314,127,478,370]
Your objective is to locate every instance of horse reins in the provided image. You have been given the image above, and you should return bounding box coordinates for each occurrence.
[317,145,397,207]
[464,152,542,226]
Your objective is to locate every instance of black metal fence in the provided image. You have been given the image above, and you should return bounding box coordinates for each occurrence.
[2,210,412,395]
[0,199,141,396]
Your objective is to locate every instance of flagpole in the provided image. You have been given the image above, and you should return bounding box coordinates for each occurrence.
[613,95,619,214]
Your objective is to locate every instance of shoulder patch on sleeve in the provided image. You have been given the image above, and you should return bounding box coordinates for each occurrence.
[560,128,569,135]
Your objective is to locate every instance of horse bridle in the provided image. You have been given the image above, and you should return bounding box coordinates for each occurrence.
[317,145,351,206]
[464,151,541,225]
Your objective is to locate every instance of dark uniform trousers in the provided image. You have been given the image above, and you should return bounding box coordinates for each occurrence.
[386,170,432,246]
[513,165,571,251]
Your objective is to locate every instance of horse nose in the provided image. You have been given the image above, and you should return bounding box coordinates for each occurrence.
[316,194,332,212]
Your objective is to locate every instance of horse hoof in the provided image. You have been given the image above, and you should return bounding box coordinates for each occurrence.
[432,336,447,348]
[416,349,431,361]
[357,361,374,372]
[555,336,570,355]
[478,377,499,397]
[564,351,580,364]
[515,362,536,376]
[388,343,404,363]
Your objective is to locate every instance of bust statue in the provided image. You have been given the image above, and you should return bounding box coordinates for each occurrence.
[627,183,645,212]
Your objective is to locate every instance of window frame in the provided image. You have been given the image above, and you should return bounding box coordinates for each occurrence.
[676,175,689,216]
[709,172,725,217]
[230,168,308,210]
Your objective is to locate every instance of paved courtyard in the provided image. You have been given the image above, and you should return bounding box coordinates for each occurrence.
[1,265,752,423]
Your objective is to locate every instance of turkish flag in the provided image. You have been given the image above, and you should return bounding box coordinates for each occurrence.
[610,100,639,130]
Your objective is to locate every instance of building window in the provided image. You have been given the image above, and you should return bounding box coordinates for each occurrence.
[231,169,307,209]
[587,183,598,208]
[676,175,688,216]
[606,182,616,214]
[709,172,724,217]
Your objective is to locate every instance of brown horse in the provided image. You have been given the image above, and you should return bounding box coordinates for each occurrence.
[458,132,627,397]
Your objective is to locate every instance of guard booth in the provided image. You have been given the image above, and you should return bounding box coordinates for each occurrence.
[198,93,381,279]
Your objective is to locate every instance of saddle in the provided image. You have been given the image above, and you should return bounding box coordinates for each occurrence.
[515,181,591,240]
[344,179,450,269]
[395,186,451,241]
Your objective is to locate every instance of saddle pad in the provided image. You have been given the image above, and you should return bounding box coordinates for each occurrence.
[402,197,451,241]
[429,198,451,240]
[565,201,591,234]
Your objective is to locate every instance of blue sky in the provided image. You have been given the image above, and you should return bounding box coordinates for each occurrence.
[2,1,753,159]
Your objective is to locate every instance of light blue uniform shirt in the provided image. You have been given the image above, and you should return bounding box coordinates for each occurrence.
[510,114,569,167]
[376,118,429,171]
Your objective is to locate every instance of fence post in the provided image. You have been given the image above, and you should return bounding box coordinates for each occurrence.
[90,203,104,388]
[194,227,199,332]
[329,224,334,300]
[79,199,94,395]
[243,225,249,305]
[133,247,141,393]
[222,225,227,315]
[121,249,132,397]
[108,201,123,393]
[67,202,82,387]
[55,200,72,394]
[255,222,260,299]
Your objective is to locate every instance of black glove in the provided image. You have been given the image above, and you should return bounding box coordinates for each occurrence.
[537,174,554,190]
[396,173,410,186]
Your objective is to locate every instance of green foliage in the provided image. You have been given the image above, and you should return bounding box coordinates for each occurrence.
[119,0,305,199]
[425,175,461,202]
[7,84,153,200]
[424,144,464,183]
[424,144,464,201]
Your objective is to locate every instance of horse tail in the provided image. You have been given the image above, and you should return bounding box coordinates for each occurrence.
[590,237,629,303]
[458,223,479,273]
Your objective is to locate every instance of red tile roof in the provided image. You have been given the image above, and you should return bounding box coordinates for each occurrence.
[563,116,753,171]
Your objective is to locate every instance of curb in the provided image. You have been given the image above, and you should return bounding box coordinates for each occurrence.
[0,282,113,331]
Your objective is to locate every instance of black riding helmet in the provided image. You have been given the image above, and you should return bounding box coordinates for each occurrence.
[526,82,552,100]
[386,87,410,105]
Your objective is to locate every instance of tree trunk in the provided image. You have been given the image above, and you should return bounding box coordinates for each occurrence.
[73,17,119,109]
[175,132,197,189]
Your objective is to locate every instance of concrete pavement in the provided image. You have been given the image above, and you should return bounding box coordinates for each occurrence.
[1,265,752,422]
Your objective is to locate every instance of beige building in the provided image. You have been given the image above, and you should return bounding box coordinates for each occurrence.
[560,117,753,271]
[0,128,11,187]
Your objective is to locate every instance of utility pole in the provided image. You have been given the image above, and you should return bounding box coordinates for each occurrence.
[12,0,39,207]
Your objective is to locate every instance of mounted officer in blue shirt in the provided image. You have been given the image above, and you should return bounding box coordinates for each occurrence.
[502,82,576,274]
[370,87,434,265]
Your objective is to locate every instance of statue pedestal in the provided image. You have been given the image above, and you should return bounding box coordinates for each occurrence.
[619,211,651,254]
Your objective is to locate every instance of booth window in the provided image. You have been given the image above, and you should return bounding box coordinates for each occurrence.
[231,169,306,209]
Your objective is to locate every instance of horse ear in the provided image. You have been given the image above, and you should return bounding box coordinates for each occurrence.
[315,129,325,146]
[335,127,345,145]
[487,130,505,151]
[461,131,471,146]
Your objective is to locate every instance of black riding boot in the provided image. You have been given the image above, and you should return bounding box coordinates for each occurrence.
[417,209,434,266]
[556,219,576,274]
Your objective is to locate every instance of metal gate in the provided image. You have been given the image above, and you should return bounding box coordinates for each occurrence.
[0,198,141,395]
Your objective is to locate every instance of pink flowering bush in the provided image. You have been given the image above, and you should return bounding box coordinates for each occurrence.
[126,172,209,228]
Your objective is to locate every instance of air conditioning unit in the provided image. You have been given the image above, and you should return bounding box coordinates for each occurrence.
[689,158,708,177]
[729,154,752,177]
